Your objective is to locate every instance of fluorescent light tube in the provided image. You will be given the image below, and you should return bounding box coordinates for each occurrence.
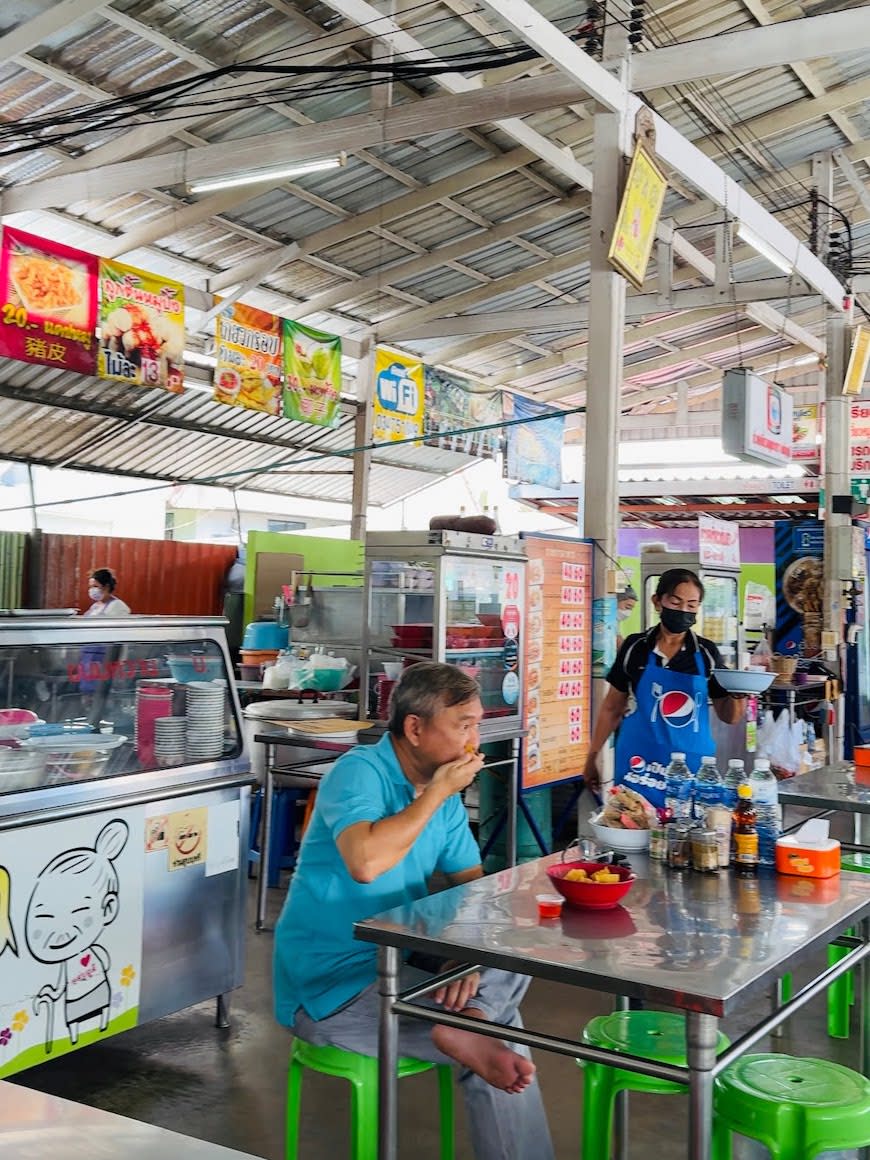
[736,222,793,274]
[189,154,345,194]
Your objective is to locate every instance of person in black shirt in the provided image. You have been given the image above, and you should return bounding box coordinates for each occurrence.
[584,568,746,810]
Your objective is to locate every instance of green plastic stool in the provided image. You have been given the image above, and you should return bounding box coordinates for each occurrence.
[578,1011,730,1160]
[713,1053,870,1160]
[780,852,870,1038]
[286,1038,455,1160]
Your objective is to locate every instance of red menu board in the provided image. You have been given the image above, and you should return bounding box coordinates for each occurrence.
[522,536,593,789]
[0,227,98,375]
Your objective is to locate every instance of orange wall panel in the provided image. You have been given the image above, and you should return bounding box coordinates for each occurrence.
[39,535,238,616]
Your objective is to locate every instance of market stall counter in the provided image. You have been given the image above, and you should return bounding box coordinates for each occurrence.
[0,616,254,1079]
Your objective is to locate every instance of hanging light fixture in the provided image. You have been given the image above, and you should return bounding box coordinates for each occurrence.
[736,222,793,274]
[189,153,346,194]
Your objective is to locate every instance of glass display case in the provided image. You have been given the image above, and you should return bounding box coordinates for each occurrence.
[0,617,252,1080]
[363,531,525,732]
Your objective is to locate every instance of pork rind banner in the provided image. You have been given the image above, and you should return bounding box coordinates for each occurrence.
[0,227,98,375]
[504,394,564,488]
[98,258,184,392]
[283,320,342,427]
[214,302,283,415]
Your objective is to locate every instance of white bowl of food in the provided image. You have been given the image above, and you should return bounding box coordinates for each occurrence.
[590,817,651,851]
[712,668,775,695]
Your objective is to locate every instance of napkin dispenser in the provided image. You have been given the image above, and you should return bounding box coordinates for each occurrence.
[775,819,840,879]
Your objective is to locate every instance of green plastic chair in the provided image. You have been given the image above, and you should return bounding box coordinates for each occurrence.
[286,1038,454,1160]
[578,1011,730,1160]
[780,852,870,1038]
[713,1053,870,1160]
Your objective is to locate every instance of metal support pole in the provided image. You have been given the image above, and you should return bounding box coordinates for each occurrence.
[378,945,401,1160]
[351,340,374,542]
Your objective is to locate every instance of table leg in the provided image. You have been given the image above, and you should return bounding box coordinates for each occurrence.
[378,945,400,1160]
[862,917,870,1160]
[506,736,518,868]
[255,742,274,932]
[613,997,630,1160]
[686,1012,718,1160]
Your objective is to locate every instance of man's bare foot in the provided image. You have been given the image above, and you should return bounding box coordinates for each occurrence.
[432,1011,536,1093]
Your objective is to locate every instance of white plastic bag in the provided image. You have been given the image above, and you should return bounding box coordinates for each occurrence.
[768,710,801,776]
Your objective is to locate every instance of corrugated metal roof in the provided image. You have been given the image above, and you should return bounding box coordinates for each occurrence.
[0,0,867,515]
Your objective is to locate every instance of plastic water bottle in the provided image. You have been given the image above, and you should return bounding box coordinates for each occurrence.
[749,757,780,866]
[664,751,693,821]
[693,755,723,819]
[722,758,746,810]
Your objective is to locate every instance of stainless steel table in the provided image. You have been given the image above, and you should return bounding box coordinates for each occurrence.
[778,763,870,851]
[252,721,524,931]
[355,853,870,1160]
[0,1080,264,1158]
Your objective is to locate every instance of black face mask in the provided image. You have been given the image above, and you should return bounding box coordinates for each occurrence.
[659,606,697,634]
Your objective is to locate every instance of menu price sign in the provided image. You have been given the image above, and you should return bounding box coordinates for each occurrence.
[98,258,184,392]
[698,514,740,570]
[0,227,98,375]
[522,536,593,789]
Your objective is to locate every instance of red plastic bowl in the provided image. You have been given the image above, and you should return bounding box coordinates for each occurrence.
[546,861,636,910]
[0,709,39,726]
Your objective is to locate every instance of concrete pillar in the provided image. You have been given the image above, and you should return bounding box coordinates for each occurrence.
[583,43,628,790]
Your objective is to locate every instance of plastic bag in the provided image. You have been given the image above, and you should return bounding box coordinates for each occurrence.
[768,710,801,777]
[755,710,777,761]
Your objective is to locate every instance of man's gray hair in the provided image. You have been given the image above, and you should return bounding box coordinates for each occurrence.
[388,662,480,737]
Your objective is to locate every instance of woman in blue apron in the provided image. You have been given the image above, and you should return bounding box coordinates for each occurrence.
[583,568,747,812]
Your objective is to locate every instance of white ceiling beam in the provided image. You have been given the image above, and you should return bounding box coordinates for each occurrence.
[473,0,846,311]
[317,0,595,193]
[289,193,589,319]
[0,73,586,216]
[833,149,870,218]
[0,0,110,64]
[373,248,588,340]
[744,302,826,356]
[398,280,817,338]
[633,98,845,310]
[631,9,870,89]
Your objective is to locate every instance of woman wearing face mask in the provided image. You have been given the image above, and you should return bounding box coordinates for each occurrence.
[615,584,638,648]
[583,568,745,811]
[83,567,131,617]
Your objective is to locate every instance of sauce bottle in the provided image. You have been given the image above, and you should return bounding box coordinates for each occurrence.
[731,783,759,875]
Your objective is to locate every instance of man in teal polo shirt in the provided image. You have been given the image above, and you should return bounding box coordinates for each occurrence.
[274,662,553,1160]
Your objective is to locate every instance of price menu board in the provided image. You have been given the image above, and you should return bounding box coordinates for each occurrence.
[522,536,593,789]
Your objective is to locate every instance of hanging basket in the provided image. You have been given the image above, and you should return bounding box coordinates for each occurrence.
[770,654,798,686]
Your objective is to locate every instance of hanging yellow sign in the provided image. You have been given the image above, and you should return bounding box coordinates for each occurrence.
[843,325,870,397]
[608,144,668,291]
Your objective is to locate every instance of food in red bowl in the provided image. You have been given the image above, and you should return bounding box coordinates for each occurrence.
[546,861,636,910]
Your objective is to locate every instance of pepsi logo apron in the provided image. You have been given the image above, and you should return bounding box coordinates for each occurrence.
[614,641,715,811]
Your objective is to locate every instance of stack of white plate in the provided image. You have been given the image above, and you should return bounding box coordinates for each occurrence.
[154,716,186,767]
[184,682,226,761]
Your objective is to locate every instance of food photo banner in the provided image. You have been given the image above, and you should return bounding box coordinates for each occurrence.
[504,395,565,489]
[213,302,283,415]
[0,227,98,375]
[423,366,502,458]
[98,259,184,393]
[283,320,342,427]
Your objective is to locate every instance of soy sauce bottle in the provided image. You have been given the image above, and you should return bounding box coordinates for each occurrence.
[730,783,759,875]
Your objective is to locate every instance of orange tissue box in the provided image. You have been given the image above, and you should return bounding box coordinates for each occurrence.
[775,833,841,879]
